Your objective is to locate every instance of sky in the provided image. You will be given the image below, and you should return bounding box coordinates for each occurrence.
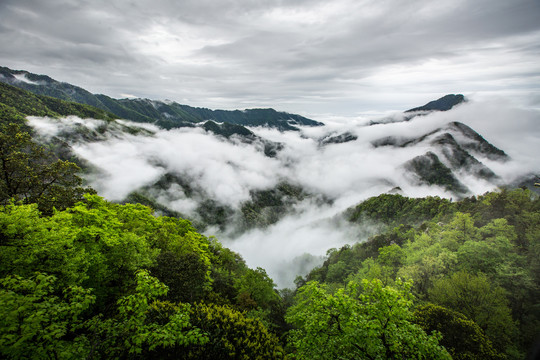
[1,0,540,117]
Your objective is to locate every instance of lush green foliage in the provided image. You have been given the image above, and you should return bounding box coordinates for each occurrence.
[0,194,286,358]
[286,278,450,359]
[301,189,540,359]
[0,123,92,214]
[414,304,502,359]
[0,273,94,359]
[348,193,454,226]
[185,303,285,359]
[86,270,207,358]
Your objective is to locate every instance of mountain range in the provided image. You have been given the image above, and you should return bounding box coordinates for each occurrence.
[0,66,529,234]
[0,66,322,131]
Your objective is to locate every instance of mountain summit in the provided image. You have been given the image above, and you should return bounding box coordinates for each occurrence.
[405,94,465,112]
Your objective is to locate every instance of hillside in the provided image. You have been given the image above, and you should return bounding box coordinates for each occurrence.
[0,66,323,131]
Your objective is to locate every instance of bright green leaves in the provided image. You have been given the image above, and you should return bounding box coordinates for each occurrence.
[286,279,451,360]
[0,194,285,359]
[441,212,480,244]
[299,189,540,359]
[152,217,214,292]
[87,270,207,358]
[186,303,284,360]
[68,195,159,296]
[235,267,279,311]
[0,202,89,287]
[0,273,95,359]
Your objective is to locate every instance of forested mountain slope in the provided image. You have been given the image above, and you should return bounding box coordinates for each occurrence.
[0,66,322,131]
[299,189,540,359]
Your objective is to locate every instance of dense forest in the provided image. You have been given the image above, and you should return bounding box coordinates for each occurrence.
[1,84,539,359]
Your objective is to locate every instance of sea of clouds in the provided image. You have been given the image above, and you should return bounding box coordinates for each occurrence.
[28,98,540,287]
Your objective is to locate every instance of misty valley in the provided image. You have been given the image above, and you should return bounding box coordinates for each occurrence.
[0,67,539,359]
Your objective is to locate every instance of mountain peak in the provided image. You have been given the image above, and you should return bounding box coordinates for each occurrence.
[405,94,465,113]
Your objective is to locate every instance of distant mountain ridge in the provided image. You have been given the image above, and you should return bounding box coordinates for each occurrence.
[0,65,526,231]
[367,94,466,126]
[405,94,466,112]
[0,66,323,131]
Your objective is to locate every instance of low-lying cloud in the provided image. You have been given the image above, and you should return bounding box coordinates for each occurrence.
[28,98,540,286]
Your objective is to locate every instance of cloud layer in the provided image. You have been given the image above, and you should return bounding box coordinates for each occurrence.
[1,0,540,115]
[29,98,540,286]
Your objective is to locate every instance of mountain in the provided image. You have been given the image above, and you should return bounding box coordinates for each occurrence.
[372,121,507,195]
[0,66,323,131]
[0,66,527,233]
[202,120,284,158]
[2,68,538,360]
[368,94,466,126]
[319,131,358,146]
[403,151,470,195]
[0,82,116,125]
[405,94,466,112]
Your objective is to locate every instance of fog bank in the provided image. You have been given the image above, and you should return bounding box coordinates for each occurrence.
[28,99,540,287]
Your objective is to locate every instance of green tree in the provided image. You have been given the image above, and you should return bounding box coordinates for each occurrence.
[0,273,95,359]
[0,202,89,287]
[235,267,279,311]
[348,257,396,286]
[378,244,405,268]
[151,251,208,303]
[0,123,90,215]
[86,270,206,358]
[65,195,160,304]
[178,303,284,360]
[398,233,458,296]
[441,212,480,244]
[325,260,349,283]
[286,279,451,359]
[429,271,516,352]
[414,303,503,360]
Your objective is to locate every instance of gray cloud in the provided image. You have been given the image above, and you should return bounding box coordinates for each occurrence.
[1,0,539,114]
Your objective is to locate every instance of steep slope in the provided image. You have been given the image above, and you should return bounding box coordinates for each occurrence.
[446,121,507,161]
[403,151,470,195]
[202,121,283,157]
[319,131,358,146]
[371,120,507,196]
[0,82,116,122]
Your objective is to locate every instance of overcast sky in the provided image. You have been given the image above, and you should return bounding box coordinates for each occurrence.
[1,0,540,116]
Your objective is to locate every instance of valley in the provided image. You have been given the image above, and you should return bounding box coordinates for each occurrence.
[0,67,539,359]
